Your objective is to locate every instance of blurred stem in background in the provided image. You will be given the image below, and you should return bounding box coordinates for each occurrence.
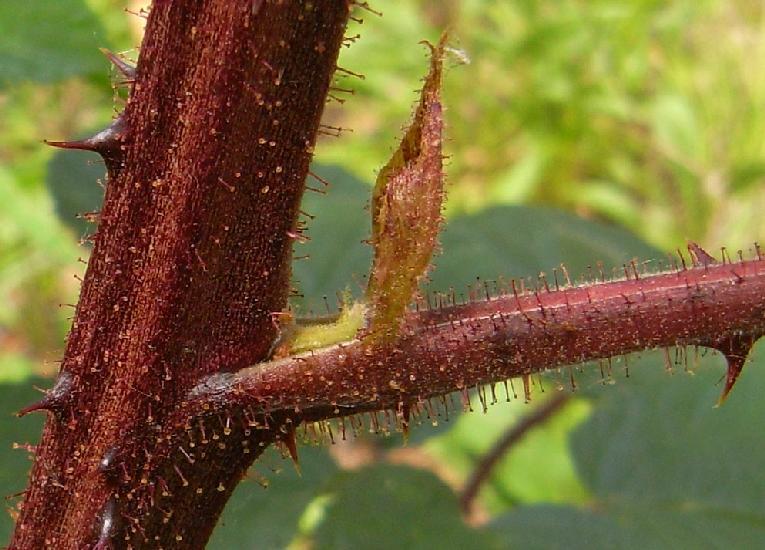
[459,392,572,517]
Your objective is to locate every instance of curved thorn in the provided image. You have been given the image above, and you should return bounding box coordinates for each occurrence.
[17,372,74,418]
[45,117,126,155]
[17,397,57,418]
[99,47,137,80]
[44,138,96,152]
[716,335,754,406]
[283,425,300,475]
[93,496,119,550]
[45,116,128,175]
[687,242,717,267]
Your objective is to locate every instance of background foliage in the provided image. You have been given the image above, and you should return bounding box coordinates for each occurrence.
[2,1,765,548]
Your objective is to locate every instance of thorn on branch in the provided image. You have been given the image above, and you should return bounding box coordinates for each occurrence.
[280,424,301,475]
[17,372,75,419]
[715,334,755,405]
[99,48,137,82]
[45,116,129,177]
[93,496,119,550]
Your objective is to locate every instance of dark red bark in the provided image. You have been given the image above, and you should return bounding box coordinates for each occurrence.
[12,2,351,548]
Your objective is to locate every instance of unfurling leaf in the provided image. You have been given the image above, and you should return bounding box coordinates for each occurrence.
[273,300,366,357]
[366,35,447,342]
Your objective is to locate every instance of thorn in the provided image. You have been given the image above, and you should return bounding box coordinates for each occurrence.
[45,117,128,175]
[99,48,137,80]
[17,372,74,418]
[283,425,300,475]
[716,335,754,406]
[93,496,119,550]
[687,242,717,267]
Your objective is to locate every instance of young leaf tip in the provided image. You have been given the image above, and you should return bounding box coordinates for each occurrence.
[365,33,449,342]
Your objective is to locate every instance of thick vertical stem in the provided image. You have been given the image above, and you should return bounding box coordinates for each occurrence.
[12,2,350,548]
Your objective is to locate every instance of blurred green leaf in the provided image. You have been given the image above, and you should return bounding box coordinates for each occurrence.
[295,164,661,311]
[0,379,47,542]
[650,94,701,161]
[323,0,765,249]
[573,350,765,513]
[292,165,372,311]
[84,0,138,52]
[46,144,105,239]
[490,148,547,204]
[210,445,338,549]
[427,397,591,515]
[0,0,109,86]
[430,205,660,293]
[0,353,39,384]
[489,502,765,550]
[489,345,765,548]
[0,168,79,264]
[730,160,765,194]
[0,167,80,334]
[576,180,640,229]
[312,464,500,550]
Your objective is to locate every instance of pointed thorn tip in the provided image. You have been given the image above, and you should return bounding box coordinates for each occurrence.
[45,117,128,175]
[283,426,300,475]
[718,356,745,406]
[44,139,95,152]
[99,47,137,79]
[715,336,753,405]
[18,372,74,418]
[17,400,52,418]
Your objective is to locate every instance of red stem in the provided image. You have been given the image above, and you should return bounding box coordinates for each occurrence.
[185,257,765,419]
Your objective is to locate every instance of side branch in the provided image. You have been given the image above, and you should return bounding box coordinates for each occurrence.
[187,257,765,420]
[459,392,571,514]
